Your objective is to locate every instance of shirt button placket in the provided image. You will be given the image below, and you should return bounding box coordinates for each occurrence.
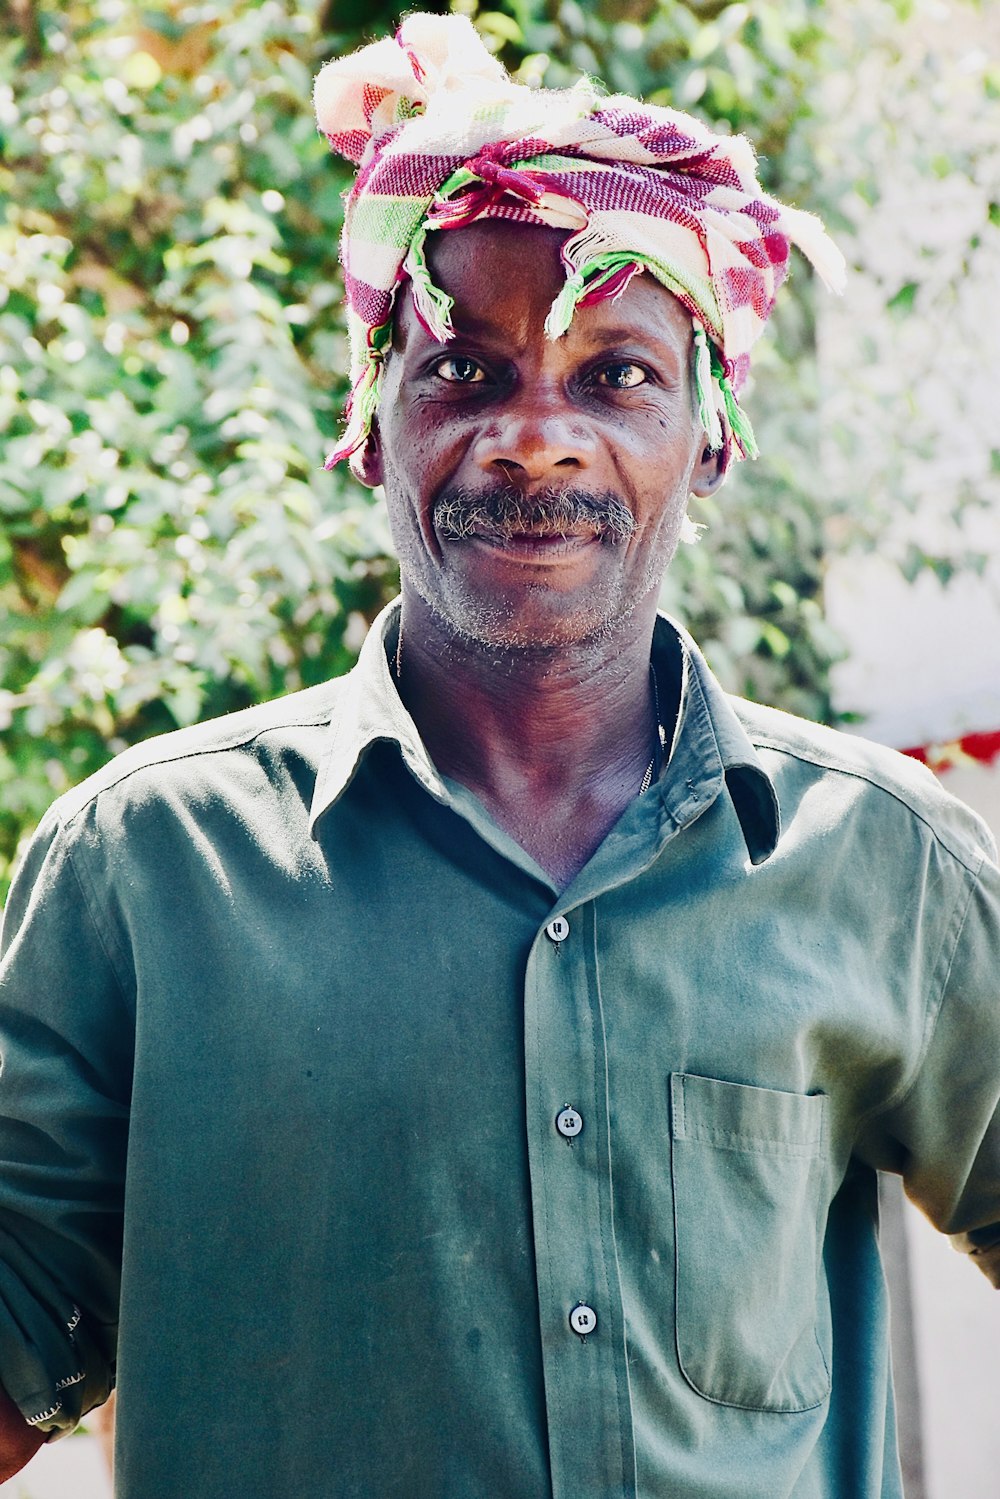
[524,903,633,1498]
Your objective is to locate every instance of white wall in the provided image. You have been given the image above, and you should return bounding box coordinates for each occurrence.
[900,760,1000,1499]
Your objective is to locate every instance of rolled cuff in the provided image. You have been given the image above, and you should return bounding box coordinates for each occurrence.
[0,1233,115,1436]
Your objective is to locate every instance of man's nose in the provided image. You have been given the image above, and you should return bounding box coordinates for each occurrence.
[472,385,597,485]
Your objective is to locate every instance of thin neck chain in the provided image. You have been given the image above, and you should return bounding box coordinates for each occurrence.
[639,666,665,796]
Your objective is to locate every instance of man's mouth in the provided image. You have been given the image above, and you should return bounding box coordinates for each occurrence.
[468,527,601,564]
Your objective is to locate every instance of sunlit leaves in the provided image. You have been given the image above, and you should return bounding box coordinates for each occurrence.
[0,0,388,890]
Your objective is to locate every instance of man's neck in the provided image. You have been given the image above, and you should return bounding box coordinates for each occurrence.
[393,593,671,888]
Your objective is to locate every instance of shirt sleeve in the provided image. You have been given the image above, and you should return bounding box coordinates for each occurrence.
[869,835,1000,1288]
[0,809,131,1433]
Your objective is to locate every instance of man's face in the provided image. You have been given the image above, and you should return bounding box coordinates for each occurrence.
[364,220,722,653]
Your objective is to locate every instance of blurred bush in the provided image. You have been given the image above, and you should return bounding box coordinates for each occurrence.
[1,0,847,894]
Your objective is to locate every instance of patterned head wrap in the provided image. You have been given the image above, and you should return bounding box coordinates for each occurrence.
[314,13,845,476]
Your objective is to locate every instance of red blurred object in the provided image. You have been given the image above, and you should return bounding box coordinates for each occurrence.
[902,729,1000,773]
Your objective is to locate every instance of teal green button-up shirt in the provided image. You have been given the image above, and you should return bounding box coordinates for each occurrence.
[1,602,998,1499]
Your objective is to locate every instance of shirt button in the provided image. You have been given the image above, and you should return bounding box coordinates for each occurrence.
[569,1303,597,1338]
[555,1106,583,1140]
[545,916,570,943]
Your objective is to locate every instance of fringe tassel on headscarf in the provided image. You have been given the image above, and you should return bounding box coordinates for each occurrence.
[693,323,724,453]
[402,221,454,342]
[543,249,646,339]
[324,322,392,471]
[710,344,758,460]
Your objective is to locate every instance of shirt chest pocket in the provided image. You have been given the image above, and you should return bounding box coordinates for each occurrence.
[669,1072,831,1413]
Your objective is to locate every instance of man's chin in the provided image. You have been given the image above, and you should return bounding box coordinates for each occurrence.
[414,577,637,656]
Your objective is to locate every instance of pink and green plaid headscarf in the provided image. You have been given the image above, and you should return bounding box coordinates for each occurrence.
[314,13,844,476]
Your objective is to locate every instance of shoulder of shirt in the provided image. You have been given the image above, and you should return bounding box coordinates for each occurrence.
[42,677,349,834]
[729,695,997,874]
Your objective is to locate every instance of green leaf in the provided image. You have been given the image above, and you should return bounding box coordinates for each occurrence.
[886,281,918,315]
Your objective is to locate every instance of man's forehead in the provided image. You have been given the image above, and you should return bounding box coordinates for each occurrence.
[417,219,566,334]
[405,219,694,349]
[425,218,568,274]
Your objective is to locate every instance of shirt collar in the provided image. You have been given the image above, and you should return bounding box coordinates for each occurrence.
[654,613,780,865]
[311,598,780,864]
[310,599,449,826]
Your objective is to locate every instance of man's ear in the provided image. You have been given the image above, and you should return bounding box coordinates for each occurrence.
[353,421,384,490]
[690,436,730,498]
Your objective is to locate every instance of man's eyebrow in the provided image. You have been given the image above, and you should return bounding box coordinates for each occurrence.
[396,308,505,348]
[441,312,520,341]
[581,323,686,353]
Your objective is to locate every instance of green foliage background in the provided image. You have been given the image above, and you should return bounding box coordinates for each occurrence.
[2,0,850,894]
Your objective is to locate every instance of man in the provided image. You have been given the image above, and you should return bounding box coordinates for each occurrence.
[0,14,997,1497]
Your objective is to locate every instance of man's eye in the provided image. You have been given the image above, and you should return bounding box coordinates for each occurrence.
[597,362,647,389]
[435,356,486,384]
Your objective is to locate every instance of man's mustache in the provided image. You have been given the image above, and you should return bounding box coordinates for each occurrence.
[432,485,636,544]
